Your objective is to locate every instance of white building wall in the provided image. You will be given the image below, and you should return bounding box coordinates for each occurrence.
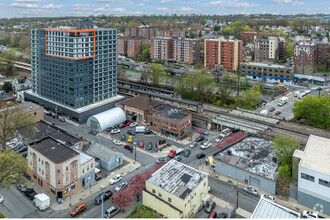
[298,166,330,202]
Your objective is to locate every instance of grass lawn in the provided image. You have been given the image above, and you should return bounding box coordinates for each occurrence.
[127,206,160,218]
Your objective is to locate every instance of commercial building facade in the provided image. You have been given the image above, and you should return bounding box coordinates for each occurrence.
[143,160,208,218]
[204,37,243,72]
[241,62,294,83]
[25,20,124,123]
[27,136,95,198]
[293,135,330,215]
[119,96,192,140]
[19,101,44,123]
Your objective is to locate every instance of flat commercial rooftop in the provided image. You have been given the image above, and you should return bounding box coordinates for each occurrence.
[153,104,188,121]
[252,197,301,218]
[244,62,293,69]
[19,101,42,113]
[147,160,207,200]
[215,137,278,180]
[293,135,330,176]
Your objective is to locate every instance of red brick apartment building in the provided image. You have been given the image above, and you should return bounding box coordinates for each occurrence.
[151,37,200,64]
[150,37,174,61]
[293,42,315,75]
[173,38,201,64]
[158,29,185,38]
[204,37,243,72]
[117,37,127,56]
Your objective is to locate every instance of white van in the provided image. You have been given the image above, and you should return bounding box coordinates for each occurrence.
[294,91,300,97]
[220,128,232,137]
[135,126,146,133]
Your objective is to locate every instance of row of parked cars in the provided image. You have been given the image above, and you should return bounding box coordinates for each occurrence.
[7,138,28,156]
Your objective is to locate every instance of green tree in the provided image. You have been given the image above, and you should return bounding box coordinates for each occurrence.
[0,50,17,77]
[272,135,299,174]
[147,63,165,87]
[184,69,213,101]
[0,103,34,152]
[286,40,293,58]
[213,25,220,32]
[292,96,330,130]
[235,86,261,110]
[200,19,207,26]
[140,42,150,61]
[2,82,12,93]
[0,150,28,189]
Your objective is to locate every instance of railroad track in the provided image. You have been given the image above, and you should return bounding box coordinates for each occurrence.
[203,107,313,141]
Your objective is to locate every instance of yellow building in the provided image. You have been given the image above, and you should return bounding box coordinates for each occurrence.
[143,160,208,218]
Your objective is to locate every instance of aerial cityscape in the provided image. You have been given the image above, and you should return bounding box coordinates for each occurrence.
[0,0,329,218]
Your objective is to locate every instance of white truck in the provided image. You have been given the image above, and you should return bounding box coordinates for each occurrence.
[277,97,288,106]
[135,126,146,133]
[33,193,50,211]
[294,91,300,97]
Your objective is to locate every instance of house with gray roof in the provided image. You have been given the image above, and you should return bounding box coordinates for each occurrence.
[86,143,123,171]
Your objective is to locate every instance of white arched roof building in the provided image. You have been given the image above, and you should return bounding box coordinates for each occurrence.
[87,107,126,130]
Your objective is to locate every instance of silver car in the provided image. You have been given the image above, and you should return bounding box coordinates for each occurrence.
[104,206,121,218]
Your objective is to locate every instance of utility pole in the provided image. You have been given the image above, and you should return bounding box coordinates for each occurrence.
[101,196,104,218]
[237,73,240,97]
[134,144,137,164]
[236,182,240,209]
[318,87,321,97]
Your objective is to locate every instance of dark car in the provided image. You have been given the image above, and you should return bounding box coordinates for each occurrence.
[232,128,240,133]
[24,188,37,200]
[144,129,153,135]
[94,190,113,205]
[269,107,275,112]
[195,136,205,142]
[24,173,31,180]
[124,145,133,152]
[46,112,52,116]
[184,149,191,157]
[275,111,281,115]
[121,134,126,141]
[139,140,144,148]
[127,130,136,136]
[18,145,27,153]
[156,157,170,163]
[218,212,228,218]
[201,139,209,145]
[119,123,126,128]
[205,200,216,213]
[89,130,98,135]
[146,142,153,150]
[196,153,206,159]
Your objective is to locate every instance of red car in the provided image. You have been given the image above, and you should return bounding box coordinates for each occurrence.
[269,107,275,112]
[139,140,144,148]
[126,121,132,126]
[275,111,281,115]
[119,123,126,128]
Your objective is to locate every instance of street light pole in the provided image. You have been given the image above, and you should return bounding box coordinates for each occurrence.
[134,144,137,164]
[236,182,240,209]
[101,196,104,218]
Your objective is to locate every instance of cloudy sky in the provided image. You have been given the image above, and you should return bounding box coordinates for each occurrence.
[0,0,328,18]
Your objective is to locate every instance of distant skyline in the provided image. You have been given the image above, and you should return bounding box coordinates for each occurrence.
[0,0,329,18]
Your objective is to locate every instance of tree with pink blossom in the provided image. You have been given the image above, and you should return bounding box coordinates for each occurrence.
[196,128,204,136]
[112,187,134,211]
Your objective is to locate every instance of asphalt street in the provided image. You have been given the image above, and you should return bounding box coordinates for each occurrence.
[0,114,260,218]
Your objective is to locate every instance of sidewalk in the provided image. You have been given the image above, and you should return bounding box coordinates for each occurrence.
[199,165,330,218]
[31,157,141,211]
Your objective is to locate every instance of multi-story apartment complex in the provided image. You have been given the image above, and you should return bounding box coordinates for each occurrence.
[254,36,281,63]
[278,37,286,61]
[25,20,124,123]
[125,27,158,39]
[204,39,219,69]
[241,62,294,83]
[293,135,330,215]
[28,136,95,199]
[293,42,315,75]
[150,37,173,61]
[172,38,201,64]
[127,37,148,58]
[240,31,260,43]
[315,42,330,66]
[117,37,127,56]
[143,160,208,218]
[150,37,200,64]
[204,37,243,72]
[158,28,185,38]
